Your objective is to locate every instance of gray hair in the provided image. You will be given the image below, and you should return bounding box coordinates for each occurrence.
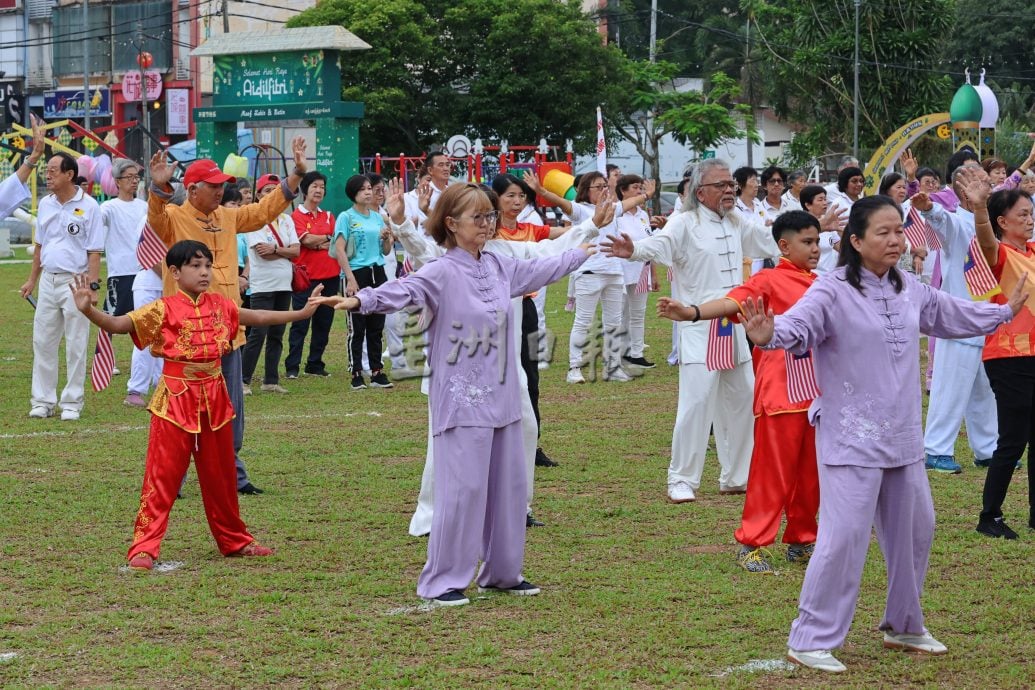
[684,158,731,212]
[787,170,806,186]
[839,156,859,170]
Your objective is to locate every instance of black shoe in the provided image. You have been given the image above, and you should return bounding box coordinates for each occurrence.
[369,370,394,388]
[526,513,545,528]
[238,482,264,495]
[477,580,540,596]
[623,355,655,368]
[974,457,991,468]
[304,367,330,378]
[534,447,558,467]
[429,589,469,607]
[351,373,367,390]
[976,516,1018,539]
[285,371,299,380]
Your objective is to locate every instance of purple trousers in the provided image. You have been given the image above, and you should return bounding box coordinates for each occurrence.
[788,460,934,651]
[416,421,527,599]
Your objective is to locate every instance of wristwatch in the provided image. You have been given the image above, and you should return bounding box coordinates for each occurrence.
[89,281,101,291]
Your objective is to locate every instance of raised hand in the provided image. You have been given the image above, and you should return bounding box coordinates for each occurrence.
[28,114,45,164]
[69,274,96,313]
[959,165,992,207]
[642,178,657,199]
[1008,272,1030,317]
[523,173,543,195]
[901,148,918,180]
[910,191,933,212]
[150,151,175,188]
[386,177,406,224]
[417,180,432,215]
[819,204,848,232]
[291,136,308,172]
[741,296,775,346]
[592,188,615,228]
[600,231,634,258]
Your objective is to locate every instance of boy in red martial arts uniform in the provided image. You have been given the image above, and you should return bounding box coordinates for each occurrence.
[658,210,821,573]
[72,240,323,571]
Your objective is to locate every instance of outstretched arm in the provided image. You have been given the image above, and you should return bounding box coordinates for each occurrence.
[70,274,134,334]
[14,114,45,185]
[240,285,325,326]
[657,296,739,322]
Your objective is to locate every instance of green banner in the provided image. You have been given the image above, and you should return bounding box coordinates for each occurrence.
[194,101,364,123]
[211,51,339,108]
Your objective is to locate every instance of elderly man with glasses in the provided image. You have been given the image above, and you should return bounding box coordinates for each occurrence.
[604,158,779,503]
[146,137,309,496]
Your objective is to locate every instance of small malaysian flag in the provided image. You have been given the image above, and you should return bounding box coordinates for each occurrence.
[902,206,942,252]
[785,349,820,403]
[705,317,735,371]
[400,256,415,277]
[635,262,653,294]
[90,329,115,392]
[137,222,167,270]
[963,236,1002,301]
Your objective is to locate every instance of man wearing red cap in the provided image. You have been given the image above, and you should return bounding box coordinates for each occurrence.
[147,137,309,495]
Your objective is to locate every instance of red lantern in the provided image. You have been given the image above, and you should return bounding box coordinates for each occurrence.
[137,52,153,69]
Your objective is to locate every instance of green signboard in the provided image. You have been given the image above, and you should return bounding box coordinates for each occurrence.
[194,101,364,123]
[211,51,341,108]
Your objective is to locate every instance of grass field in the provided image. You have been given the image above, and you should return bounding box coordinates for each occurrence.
[0,253,1032,687]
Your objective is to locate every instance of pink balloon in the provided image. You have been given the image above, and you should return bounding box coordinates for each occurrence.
[93,153,112,180]
[100,168,118,197]
[77,156,96,184]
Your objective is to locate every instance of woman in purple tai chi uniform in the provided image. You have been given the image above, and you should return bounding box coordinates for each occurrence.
[740,195,1027,673]
[317,183,590,607]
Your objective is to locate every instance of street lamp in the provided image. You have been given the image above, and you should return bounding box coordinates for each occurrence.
[853,0,860,160]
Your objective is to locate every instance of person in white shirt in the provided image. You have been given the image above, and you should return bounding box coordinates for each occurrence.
[99,158,148,406]
[614,174,658,369]
[827,166,865,214]
[781,170,806,211]
[603,158,780,503]
[19,152,104,420]
[240,173,300,394]
[823,155,860,199]
[759,165,789,226]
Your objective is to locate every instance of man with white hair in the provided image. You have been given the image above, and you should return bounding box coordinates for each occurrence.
[605,158,780,502]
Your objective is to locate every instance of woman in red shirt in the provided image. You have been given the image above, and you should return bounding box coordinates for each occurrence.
[286,171,340,379]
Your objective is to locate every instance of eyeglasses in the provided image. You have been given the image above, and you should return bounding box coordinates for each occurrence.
[117,174,141,181]
[588,184,607,190]
[459,211,499,226]
[699,180,737,190]
[767,179,785,186]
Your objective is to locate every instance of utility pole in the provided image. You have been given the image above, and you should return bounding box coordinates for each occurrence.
[853,0,861,160]
[745,17,752,168]
[222,0,230,33]
[137,27,151,167]
[82,0,90,131]
[645,0,657,183]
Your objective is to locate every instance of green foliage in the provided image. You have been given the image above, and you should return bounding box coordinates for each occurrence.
[744,0,955,154]
[288,0,631,155]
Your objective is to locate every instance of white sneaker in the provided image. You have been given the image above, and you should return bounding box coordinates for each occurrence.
[667,481,696,503]
[260,383,289,394]
[28,406,52,419]
[882,631,948,655]
[60,409,80,421]
[242,384,252,396]
[787,648,847,673]
[537,361,549,370]
[566,367,585,384]
[112,366,121,375]
[604,367,633,382]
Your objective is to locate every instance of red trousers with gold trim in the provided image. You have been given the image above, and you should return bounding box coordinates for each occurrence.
[734,410,819,548]
[127,413,254,560]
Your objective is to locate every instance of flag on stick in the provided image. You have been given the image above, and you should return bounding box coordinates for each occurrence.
[963,236,1002,301]
[596,106,607,175]
[90,329,115,392]
[902,206,942,252]
[705,317,735,371]
[785,349,820,403]
[137,222,167,270]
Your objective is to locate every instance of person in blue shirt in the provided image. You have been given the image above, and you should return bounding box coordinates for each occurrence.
[334,174,393,390]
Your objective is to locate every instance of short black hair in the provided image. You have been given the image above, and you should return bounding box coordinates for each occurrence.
[166,240,213,269]
[221,185,242,205]
[300,171,327,198]
[614,173,643,200]
[366,172,384,187]
[946,148,979,182]
[917,167,939,183]
[800,184,826,208]
[772,210,820,244]
[733,166,757,189]
[344,174,370,202]
[837,166,864,193]
[54,152,78,176]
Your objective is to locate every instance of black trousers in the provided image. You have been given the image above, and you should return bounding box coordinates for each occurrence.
[348,265,388,374]
[521,296,541,436]
[285,275,340,375]
[241,290,292,384]
[104,274,136,316]
[982,357,1035,523]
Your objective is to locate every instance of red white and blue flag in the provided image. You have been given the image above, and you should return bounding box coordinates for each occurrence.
[136,221,167,270]
[963,236,1002,301]
[902,205,942,252]
[596,106,607,174]
[705,317,735,371]
[635,262,653,294]
[785,349,820,403]
[90,329,115,392]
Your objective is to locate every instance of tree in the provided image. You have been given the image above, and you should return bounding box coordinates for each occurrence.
[287,0,633,156]
[744,0,955,159]
[605,61,758,189]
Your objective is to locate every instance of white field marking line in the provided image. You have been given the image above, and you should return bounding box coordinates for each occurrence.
[118,561,185,574]
[0,411,383,440]
[0,652,18,662]
[709,659,796,677]
[384,596,489,615]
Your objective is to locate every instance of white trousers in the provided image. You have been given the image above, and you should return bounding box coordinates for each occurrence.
[408,389,538,537]
[568,272,625,370]
[532,286,549,363]
[30,272,90,413]
[621,284,648,359]
[127,284,164,396]
[923,338,998,460]
[669,361,755,491]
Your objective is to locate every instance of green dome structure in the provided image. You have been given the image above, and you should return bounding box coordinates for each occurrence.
[949,83,983,128]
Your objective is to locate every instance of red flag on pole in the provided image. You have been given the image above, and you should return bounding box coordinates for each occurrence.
[596,106,607,175]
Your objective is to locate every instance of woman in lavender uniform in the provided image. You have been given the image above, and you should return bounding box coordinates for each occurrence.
[741,196,1026,673]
